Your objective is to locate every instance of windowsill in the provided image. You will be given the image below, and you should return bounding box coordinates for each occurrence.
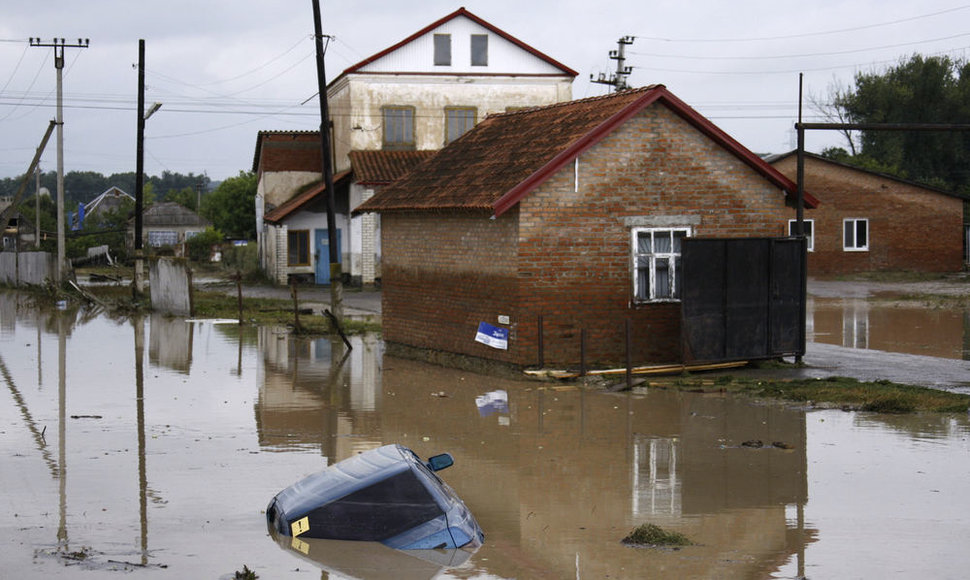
[843,248,869,252]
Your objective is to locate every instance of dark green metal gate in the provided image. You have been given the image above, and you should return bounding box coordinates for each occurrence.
[681,237,806,363]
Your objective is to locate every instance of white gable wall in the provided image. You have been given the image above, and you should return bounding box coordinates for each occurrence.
[359,17,565,75]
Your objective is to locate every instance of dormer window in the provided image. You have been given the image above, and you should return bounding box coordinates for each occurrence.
[471,34,488,66]
[434,34,451,66]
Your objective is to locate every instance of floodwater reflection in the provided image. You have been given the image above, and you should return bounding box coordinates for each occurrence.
[1,290,968,578]
[808,295,970,360]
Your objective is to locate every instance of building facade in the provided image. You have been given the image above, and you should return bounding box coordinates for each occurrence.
[772,152,968,274]
[255,8,576,286]
[357,86,811,368]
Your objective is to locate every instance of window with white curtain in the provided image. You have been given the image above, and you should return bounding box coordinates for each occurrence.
[633,228,690,302]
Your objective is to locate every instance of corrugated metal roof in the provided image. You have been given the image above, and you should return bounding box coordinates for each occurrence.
[142,202,211,227]
[355,85,813,217]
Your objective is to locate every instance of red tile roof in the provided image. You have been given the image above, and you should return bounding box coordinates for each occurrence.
[263,170,352,224]
[349,150,436,185]
[355,85,816,217]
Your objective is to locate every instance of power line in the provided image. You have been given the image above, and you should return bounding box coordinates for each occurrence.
[631,32,970,61]
[635,4,970,43]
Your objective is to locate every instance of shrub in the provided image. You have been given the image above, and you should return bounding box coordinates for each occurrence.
[185,227,224,262]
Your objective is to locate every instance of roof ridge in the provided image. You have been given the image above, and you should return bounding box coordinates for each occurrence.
[489,85,663,119]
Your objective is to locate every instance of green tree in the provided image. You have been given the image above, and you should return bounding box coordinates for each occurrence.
[165,186,200,211]
[830,55,970,192]
[200,171,256,239]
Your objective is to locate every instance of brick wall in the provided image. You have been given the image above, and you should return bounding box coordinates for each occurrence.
[773,156,965,275]
[382,105,793,367]
[381,212,521,363]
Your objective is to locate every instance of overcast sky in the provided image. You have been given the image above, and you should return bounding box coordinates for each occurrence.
[1,1,968,183]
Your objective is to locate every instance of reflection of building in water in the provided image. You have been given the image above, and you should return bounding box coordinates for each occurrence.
[811,296,969,359]
[370,358,814,579]
[841,299,869,349]
[148,314,192,373]
[633,436,681,517]
[254,328,383,458]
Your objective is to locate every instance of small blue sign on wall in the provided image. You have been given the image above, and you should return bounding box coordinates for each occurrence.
[475,322,509,350]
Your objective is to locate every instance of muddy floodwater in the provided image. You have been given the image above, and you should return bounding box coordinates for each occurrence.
[2,291,969,579]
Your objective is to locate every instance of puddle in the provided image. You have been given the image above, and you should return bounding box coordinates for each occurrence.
[1,290,969,578]
[809,295,970,360]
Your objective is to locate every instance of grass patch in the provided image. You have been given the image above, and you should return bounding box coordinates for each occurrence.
[651,374,970,414]
[622,523,693,547]
[192,290,380,335]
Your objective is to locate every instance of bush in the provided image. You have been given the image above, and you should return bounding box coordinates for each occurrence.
[185,227,224,262]
[221,242,258,273]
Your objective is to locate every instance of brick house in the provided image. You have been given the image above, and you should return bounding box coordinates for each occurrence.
[255,7,575,286]
[771,151,969,275]
[355,85,815,368]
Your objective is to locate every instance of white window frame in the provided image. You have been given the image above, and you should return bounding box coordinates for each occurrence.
[632,227,691,303]
[843,218,869,252]
[788,218,814,252]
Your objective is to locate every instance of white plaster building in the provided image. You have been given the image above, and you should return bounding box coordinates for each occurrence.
[254,7,576,286]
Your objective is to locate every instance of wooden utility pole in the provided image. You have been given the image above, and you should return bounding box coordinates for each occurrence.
[311,0,344,324]
[29,37,89,283]
[134,39,146,298]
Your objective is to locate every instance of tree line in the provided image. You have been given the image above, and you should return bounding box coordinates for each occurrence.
[0,169,212,209]
[7,169,256,262]
[819,54,970,194]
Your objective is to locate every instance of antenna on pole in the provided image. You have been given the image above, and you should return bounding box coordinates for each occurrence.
[591,36,634,92]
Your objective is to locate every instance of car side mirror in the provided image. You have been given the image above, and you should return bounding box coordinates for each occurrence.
[426,453,454,472]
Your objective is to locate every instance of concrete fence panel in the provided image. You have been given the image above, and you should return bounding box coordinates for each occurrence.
[18,252,55,286]
[0,253,16,285]
[149,257,193,317]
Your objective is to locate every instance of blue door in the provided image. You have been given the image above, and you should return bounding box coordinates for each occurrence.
[314,229,341,285]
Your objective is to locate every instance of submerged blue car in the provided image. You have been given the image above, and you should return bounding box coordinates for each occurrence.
[266,444,484,550]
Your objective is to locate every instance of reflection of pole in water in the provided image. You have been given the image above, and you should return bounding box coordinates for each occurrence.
[0,354,59,477]
[134,315,148,565]
[37,313,42,388]
[57,313,67,546]
[237,325,243,376]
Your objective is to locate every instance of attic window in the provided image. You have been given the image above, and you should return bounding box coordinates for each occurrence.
[434,34,451,66]
[471,34,488,66]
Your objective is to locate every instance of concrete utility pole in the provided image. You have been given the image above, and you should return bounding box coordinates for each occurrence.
[591,36,634,92]
[29,37,89,284]
[311,0,344,324]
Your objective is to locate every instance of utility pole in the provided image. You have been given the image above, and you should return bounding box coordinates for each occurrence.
[311,0,344,324]
[133,40,162,299]
[29,37,89,284]
[35,165,42,248]
[591,36,634,92]
[134,39,146,298]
